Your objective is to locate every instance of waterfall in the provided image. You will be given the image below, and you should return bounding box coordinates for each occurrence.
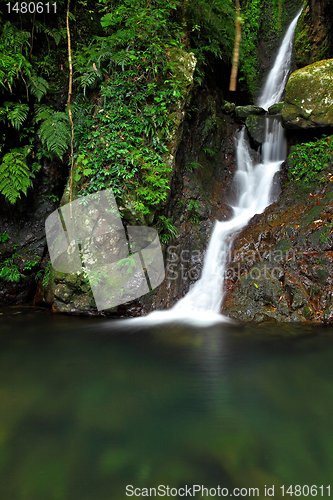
[138,8,302,325]
[167,8,302,320]
[258,8,303,110]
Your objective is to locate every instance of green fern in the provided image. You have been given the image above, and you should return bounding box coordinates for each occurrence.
[0,150,34,204]
[28,73,49,102]
[35,105,71,159]
[0,257,23,282]
[1,101,29,130]
[0,22,31,93]
[41,26,65,45]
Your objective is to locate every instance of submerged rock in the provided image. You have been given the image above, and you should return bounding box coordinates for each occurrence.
[282,59,333,128]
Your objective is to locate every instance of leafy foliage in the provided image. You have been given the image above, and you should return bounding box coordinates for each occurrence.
[159,215,179,243]
[35,106,71,159]
[72,0,189,218]
[42,262,53,287]
[0,148,36,204]
[0,232,9,243]
[0,101,29,130]
[0,22,31,93]
[0,257,23,282]
[185,0,235,66]
[28,73,49,102]
[288,135,333,184]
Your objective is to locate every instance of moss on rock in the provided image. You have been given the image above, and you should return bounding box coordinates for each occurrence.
[282,59,333,129]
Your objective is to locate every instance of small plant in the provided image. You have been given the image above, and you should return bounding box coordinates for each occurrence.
[45,194,60,203]
[23,260,39,271]
[117,256,137,274]
[159,215,179,243]
[190,214,200,224]
[188,199,201,224]
[186,162,201,172]
[188,200,199,211]
[0,231,9,243]
[42,261,52,287]
[203,147,216,158]
[0,257,23,282]
[320,222,333,243]
[34,269,44,283]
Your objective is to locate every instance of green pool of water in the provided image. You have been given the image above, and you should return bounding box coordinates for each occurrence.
[0,307,333,499]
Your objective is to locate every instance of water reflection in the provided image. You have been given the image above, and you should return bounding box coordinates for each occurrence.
[0,308,332,499]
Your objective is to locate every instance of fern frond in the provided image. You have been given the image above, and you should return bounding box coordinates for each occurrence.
[34,104,52,122]
[28,73,49,102]
[0,150,34,204]
[35,107,71,158]
[6,102,29,130]
[76,71,100,96]
[42,26,66,45]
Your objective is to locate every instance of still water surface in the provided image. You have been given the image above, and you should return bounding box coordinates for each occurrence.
[1,308,333,499]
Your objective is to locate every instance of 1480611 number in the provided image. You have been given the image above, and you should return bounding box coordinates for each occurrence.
[281,485,331,496]
[6,2,57,14]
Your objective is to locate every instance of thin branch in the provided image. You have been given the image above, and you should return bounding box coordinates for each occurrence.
[209,0,216,21]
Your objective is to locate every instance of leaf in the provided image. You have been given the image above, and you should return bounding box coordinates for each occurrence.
[28,73,49,102]
[35,105,71,159]
[6,102,29,130]
[100,13,113,28]
[0,150,34,204]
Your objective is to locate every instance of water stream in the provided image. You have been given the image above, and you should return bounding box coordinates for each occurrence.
[167,8,303,320]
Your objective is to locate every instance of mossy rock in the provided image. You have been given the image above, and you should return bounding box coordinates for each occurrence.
[245,115,267,147]
[221,101,235,114]
[282,59,333,129]
[235,105,266,120]
[268,102,284,114]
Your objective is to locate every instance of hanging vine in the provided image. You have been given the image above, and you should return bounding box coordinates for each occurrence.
[66,0,74,209]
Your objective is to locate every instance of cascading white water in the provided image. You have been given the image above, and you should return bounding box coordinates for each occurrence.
[258,8,303,110]
[167,7,302,320]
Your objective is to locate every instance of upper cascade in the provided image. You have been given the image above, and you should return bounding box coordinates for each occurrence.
[258,7,303,110]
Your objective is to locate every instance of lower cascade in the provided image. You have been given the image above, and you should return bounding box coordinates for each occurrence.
[158,8,303,321]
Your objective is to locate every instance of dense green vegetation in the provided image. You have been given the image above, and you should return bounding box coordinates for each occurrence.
[0,0,237,223]
[239,0,304,97]
[0,0,306,223]
[288,135,333,185]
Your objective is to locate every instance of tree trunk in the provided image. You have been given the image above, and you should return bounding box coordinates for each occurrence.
[229,0,241,92]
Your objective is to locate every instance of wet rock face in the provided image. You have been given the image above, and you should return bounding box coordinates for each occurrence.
[295,0,333,68]
[0,159,66,306]
[282,59,333,129]
[223,162,333,324]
